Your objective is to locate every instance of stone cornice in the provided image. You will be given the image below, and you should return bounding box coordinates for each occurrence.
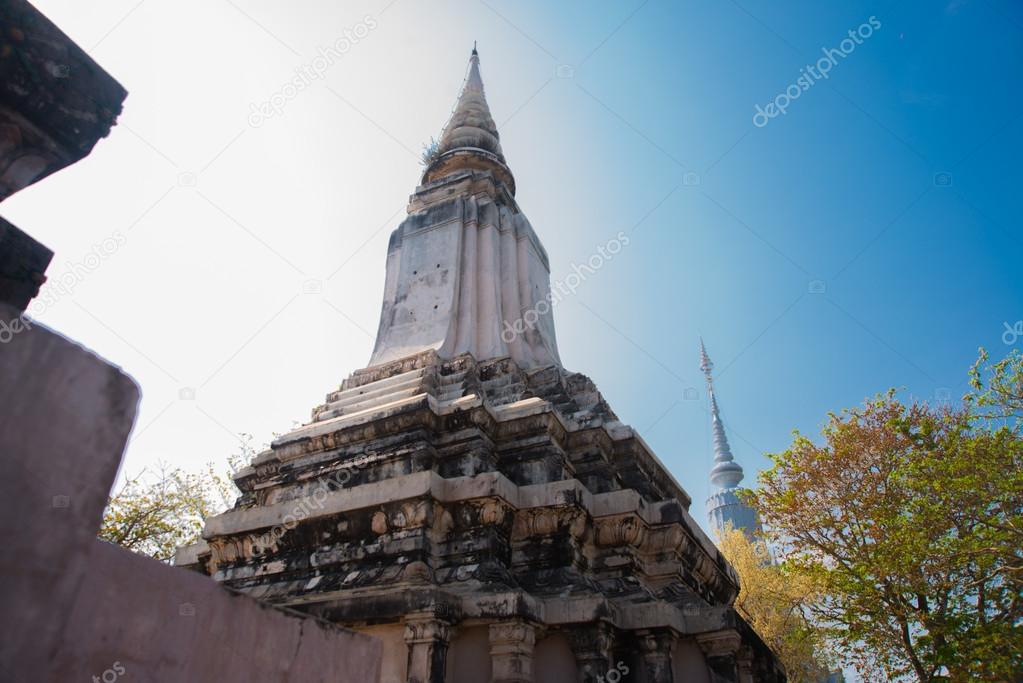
[255,361,692,509]
[203,468,735,602]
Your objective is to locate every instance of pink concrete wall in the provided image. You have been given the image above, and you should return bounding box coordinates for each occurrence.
[534,633,578,683]
[0,309,381,682]
[361,622,409,683]
[672,640,712,683]
[447,624,492,683]
[59,539,381,682]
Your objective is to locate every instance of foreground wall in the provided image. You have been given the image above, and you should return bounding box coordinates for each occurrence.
[0,304,381,682]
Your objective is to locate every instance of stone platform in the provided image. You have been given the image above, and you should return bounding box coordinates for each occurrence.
[186,350,783,682]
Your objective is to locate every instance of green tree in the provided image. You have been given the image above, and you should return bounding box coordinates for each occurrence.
[99,462,236,562]
[748,350,1023,682]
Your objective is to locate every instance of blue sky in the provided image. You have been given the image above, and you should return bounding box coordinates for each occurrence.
[457,0,1023,520]
[8,0,1021,546]
[501,0,1023,514]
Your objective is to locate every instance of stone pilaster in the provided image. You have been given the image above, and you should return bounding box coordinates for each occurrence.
[404,612,450,683]
[636,629,674,683]
[696,629,743,683]
[565,623,614,683]
[488,619,536,683]
[736,647,755,683]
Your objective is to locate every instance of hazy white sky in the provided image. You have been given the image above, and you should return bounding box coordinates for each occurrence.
[7,0,622,498]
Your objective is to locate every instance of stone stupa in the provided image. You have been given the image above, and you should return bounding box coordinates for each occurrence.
[181,48,784,683]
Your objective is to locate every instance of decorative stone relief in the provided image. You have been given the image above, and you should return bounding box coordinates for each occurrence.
[489,619,537,683]
[594,514,646,548]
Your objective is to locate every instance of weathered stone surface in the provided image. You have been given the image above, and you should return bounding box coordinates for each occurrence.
[370,49,554,370]
[0,0,127,200]
[370,172,560,369]
[196,348,782,680]
[193,48,786,682]
[0,217,52,311]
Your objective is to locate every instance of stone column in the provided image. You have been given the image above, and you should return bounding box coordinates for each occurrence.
[736,648,755,683]
[636,629,674,683]
[488,619,536,683]
[404,612,450,683]
[696,630,743,683]
[565,623,614,683]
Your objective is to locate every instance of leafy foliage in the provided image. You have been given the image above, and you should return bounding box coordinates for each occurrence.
[747,349,1023,682]
[716,526,832,682]
[968,347,1023,422]
[99,462,237,562]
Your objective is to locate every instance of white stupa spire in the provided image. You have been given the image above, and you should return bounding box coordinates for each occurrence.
[420,46,517,194]
[368,46,558,370]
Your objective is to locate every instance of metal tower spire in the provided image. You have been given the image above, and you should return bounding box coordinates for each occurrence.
[701,339,759,538]
[701,339,744,490]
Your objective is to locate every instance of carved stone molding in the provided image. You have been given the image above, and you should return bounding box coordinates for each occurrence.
[736,647,755,683]
[401,560,434,584]
[697,629,743,683]
[594,514,646,548]
[394,500,430,529]
[478,498,507,525]
[404,612,451,683]
[565,622,615,683]
[635,629,674,683]
[511,507,586,541]
[643,524,686,555]
[489,619,536,683]
[696,629,742,658]
[372,500,431,536]
[403,615,451,644]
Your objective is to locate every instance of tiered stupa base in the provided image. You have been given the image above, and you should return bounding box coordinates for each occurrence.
[183,350,783,682]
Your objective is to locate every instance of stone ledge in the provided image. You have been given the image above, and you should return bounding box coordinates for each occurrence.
[202,468,735,599]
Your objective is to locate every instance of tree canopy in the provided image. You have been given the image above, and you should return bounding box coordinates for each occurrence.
[99,462,236,562]
[716,526,833,682]
[748,350,1023,682]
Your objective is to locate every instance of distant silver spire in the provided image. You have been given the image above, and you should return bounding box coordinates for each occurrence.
[700,339,744,490]
[701,339,759,538]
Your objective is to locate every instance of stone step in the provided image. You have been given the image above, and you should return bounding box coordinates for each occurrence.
[437,383,466,401]
[326,368,425,404]
[437,369,467,385]
[317,385,425,421]
[324,375,425,413]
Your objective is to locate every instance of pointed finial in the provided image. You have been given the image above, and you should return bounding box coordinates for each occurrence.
[700,339,744,490]
[422,44,516,193]
[699,337,713,375]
